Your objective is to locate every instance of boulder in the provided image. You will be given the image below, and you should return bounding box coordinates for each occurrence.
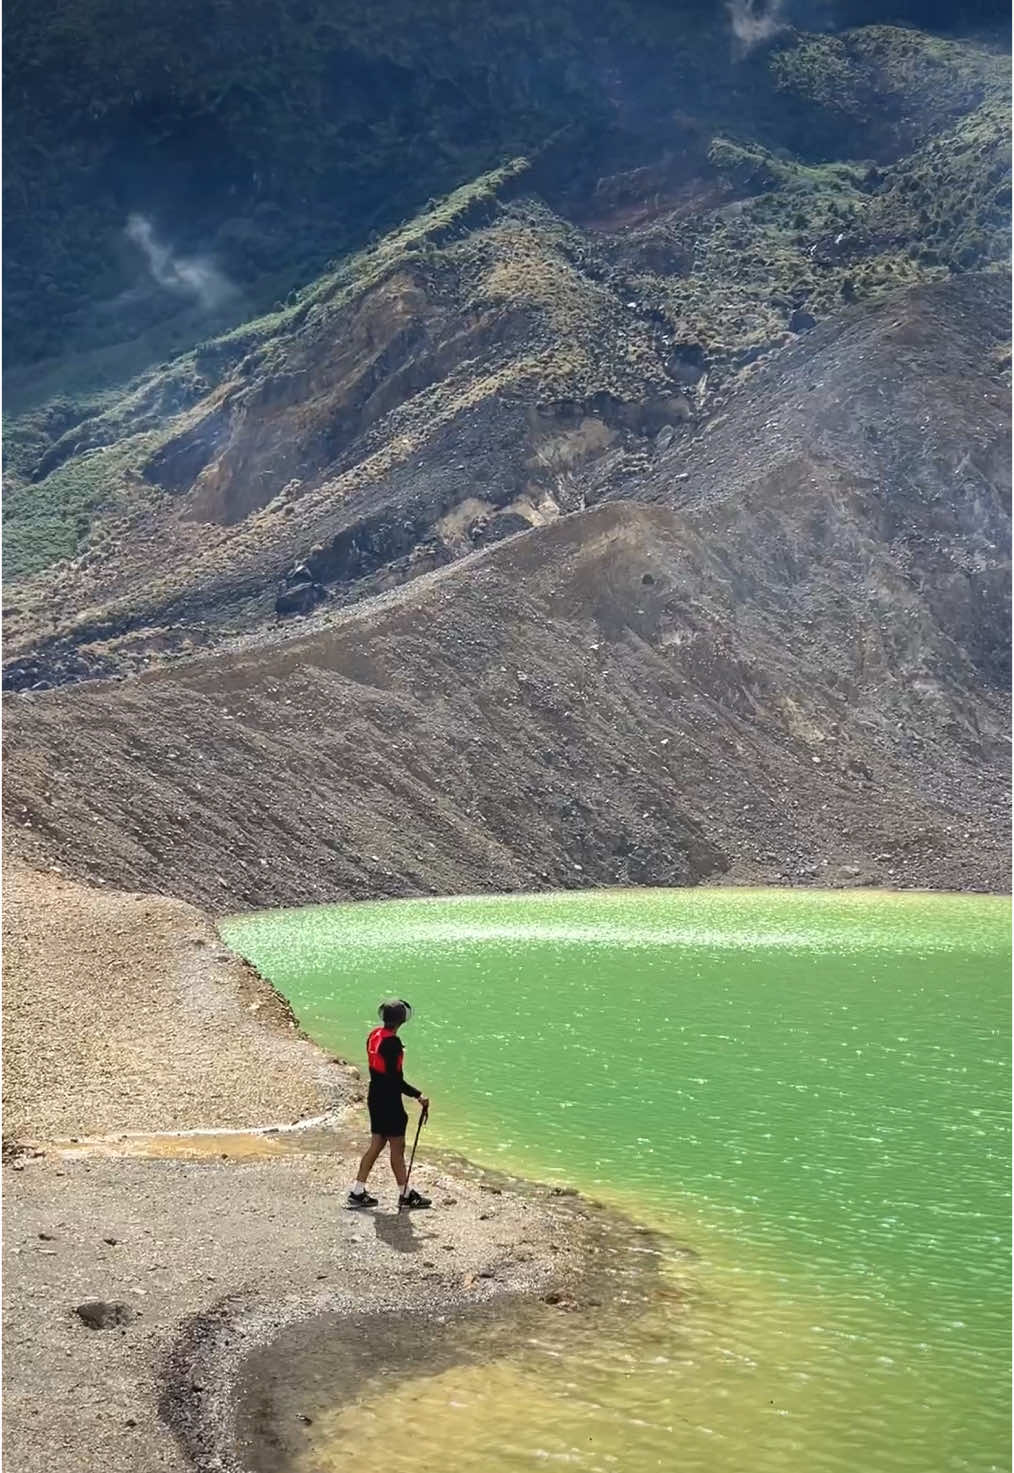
[74,1300,137,1330]
[275,579,327,617]
[283,562,314,588]
[469,511,532,548]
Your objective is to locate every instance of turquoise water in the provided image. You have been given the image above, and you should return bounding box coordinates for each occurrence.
[223,888,1011,1473]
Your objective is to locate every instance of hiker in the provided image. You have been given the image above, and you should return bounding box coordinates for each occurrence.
[347,998,431,1210]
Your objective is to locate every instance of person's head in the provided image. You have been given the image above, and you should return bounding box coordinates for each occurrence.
[378,998,412,1030]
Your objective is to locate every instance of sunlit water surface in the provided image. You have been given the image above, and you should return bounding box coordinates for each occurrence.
[223,888,1011,1473]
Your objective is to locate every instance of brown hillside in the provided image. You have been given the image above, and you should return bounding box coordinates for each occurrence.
[4,499,1008,912]
[3,34,1009,905]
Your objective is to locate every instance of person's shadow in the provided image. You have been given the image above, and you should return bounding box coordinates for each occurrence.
[372,1209,421,1253]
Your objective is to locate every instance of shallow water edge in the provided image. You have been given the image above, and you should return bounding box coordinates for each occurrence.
[156,1151,663,1473]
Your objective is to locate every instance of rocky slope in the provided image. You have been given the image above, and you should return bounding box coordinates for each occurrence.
[2,860,350,1137]
[3,25,1008,609]
[4,492,1009,910]
[2,21,1010,901]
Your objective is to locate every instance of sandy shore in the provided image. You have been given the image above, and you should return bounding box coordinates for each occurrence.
[2,863,601,1472]
[4,1134,597,1473]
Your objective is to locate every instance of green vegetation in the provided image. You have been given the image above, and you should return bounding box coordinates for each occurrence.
[707,137,868,195]
[3,21,1009,588]
[872,99,1011,271]
[4,0,718,369]
[771,25,1008,153]
[6,6,1006,380]
[3,434,156,580]
[608,36,1008,367]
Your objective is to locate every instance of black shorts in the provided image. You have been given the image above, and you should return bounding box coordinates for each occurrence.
[368,1091,408,1139]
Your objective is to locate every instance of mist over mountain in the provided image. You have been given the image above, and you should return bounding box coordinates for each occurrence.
[4,0,1008,377]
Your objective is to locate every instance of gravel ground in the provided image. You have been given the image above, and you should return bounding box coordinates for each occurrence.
[2,862,600,1472]
[3,1140,591,1473]
[2,861,352,1139]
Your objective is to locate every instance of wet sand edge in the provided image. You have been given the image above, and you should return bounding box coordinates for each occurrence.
[157,1159,670,1473]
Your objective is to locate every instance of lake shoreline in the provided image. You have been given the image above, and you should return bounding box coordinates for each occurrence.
[161,1148,653,1473]
[5,1124,630,1473]
[7,871,1008,1473]
[2,862,624,1473]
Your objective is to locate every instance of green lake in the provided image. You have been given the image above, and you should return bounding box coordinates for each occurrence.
[222,887,1011,1473]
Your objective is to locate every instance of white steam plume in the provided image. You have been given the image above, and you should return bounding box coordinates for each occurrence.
[125,213,237,309]
[726,0,788,54]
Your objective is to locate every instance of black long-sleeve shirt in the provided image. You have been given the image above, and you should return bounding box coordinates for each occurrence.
[368,1033,421,1101]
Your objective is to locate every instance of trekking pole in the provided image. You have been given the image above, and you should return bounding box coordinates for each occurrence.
[399,1103,428,1212]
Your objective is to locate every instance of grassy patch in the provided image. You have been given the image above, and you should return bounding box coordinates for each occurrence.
[870,100,1011,271]
[195,158,532,379]
[3,434,157,581]
[771,26,1008,154]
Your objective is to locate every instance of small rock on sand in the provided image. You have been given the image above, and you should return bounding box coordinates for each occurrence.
[74,1300,138,1330]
